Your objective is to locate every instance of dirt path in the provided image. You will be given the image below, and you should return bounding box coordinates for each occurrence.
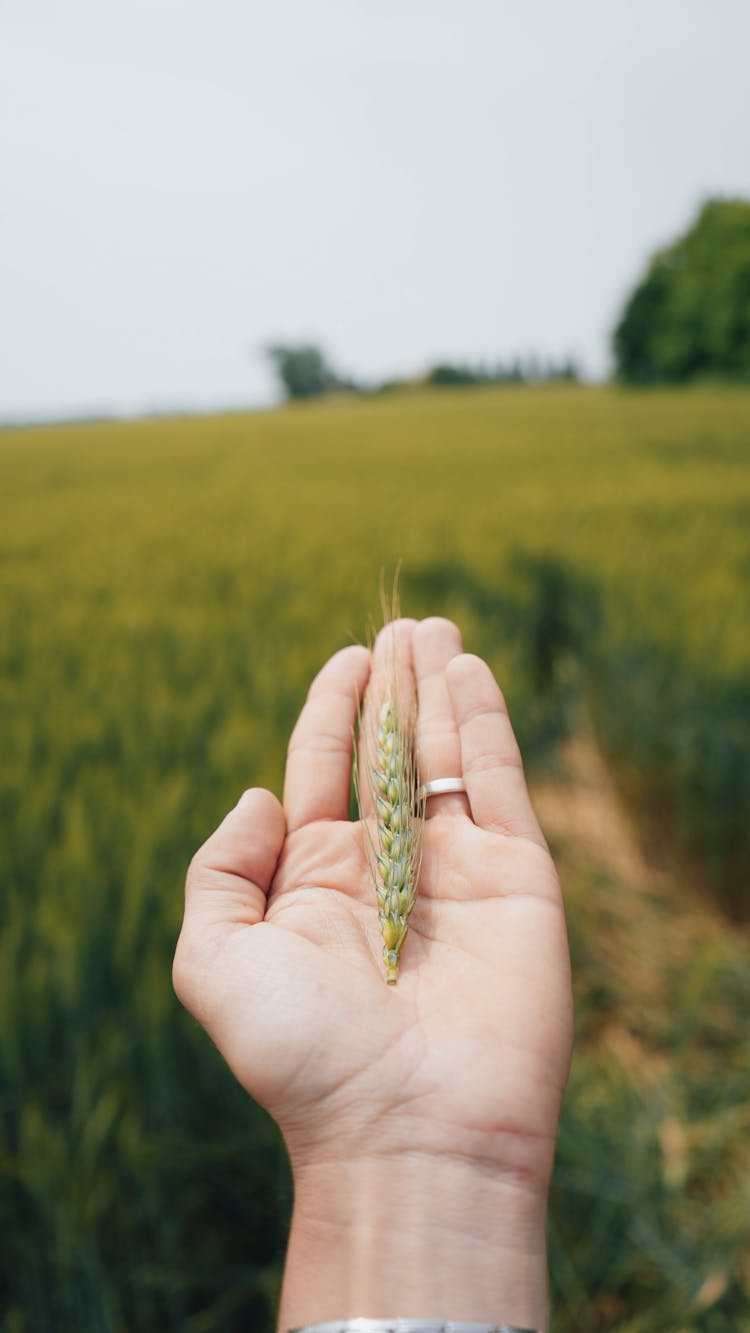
[532,737,667,890]
[531,735,723,930]
[529,735,746,1069]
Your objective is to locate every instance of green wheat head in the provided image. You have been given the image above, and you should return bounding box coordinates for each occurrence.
[355,621,425,985]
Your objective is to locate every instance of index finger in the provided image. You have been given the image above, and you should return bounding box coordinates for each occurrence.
[284,644,371,831]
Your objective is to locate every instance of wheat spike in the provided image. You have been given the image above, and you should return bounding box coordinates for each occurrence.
[355,626,425,985]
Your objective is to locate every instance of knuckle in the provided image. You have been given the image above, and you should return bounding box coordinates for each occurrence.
[288,727,349,758]
[459,699,494,727]
[462,695,508,727]
[465,750,523,777]
[418,720,461,742]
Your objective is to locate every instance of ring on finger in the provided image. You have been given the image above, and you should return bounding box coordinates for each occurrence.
[419,776,467,800]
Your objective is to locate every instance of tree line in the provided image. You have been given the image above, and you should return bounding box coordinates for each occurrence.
[266,341,583,397]
[267,198,750,400]
[265,345,581,401]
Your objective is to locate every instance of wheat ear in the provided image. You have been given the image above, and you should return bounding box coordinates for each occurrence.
[355,649,425,985]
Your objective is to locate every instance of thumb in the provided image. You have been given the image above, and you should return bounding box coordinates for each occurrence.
[173,788,286,1012]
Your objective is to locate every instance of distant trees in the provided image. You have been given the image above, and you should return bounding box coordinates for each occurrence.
[266,203,750,398]
[613,198,750,383]
[265,344,359,400]
[425,357,579,388]
[265,343,580,401]
[425,364,482,388]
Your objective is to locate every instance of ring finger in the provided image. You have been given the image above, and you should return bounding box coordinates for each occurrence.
[412,617,471,819]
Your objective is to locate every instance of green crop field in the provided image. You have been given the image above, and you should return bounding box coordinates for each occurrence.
[1,384,749,1331]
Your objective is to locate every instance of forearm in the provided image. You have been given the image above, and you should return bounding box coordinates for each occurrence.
[276,1153,549,1332]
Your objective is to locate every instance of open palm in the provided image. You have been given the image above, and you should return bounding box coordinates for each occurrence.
[174,618,573,1194]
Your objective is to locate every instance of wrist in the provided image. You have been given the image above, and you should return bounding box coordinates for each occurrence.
[276,1152,549,1333]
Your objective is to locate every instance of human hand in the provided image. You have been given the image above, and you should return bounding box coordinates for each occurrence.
[173,618,573,1330]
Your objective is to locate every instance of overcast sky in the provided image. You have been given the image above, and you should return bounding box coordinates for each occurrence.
[1,0,749,420]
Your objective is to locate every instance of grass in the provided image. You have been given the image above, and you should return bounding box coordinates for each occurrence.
[537,738,750,1331]
[1,384,749,1330]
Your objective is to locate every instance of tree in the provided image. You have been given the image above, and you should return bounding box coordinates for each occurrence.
[266,344,336,400]
[425,363,482,387]
[613,198,750,383]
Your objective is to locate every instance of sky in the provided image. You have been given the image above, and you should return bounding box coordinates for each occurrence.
[1,0,749,421]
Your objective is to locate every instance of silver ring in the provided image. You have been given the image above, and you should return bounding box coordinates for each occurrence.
[420,776,467,799]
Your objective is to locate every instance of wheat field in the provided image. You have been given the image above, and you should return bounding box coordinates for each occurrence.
[2,384,749,1331]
